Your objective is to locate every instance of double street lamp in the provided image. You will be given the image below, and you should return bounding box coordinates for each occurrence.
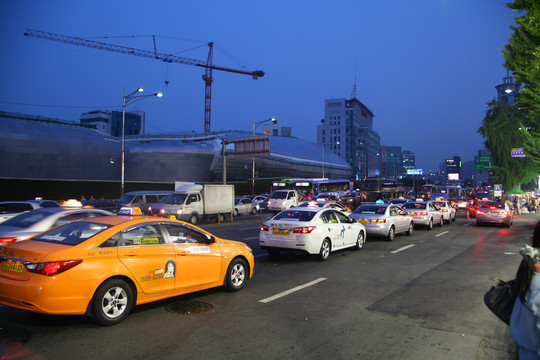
[121,87,163,196]
[251,117,276,194]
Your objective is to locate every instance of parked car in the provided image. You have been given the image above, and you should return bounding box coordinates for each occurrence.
[0,212,254,325]
[476,201,513,227]
[401,200,444,230]
[259,207,365,261]
[431,199,456,223]
[349,203,414,241]
[0,207,112,246]
[0,199,61,223]
[234,197,258,216]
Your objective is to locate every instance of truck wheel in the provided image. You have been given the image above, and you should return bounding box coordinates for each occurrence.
[189,214,198,225]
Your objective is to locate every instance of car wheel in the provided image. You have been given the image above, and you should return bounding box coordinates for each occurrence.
[90,278,133,326]
[225,258,248,291]
[318,238,331,261]
[387,226,395,241]
[451,213,456,222]
[189,214,198,225]
[427,218,433,230]
[251,207,257,215]
[438,216,443,227]
[354,231,365,250]
[405,222,413,236]
[267,248,280,258]
[233,209,239,216]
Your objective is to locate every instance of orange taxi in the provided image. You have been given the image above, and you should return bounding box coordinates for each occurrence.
[0,207,254,325]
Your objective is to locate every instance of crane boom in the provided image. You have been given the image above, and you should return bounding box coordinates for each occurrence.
[24,28,265,131]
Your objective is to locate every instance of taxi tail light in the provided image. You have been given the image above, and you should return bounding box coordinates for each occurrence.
[260,224,270,231]
[26,260,82,276]
[370,219,386,223]
[293,226,316,234]
[0,237,17,244]
[477,210,484,215]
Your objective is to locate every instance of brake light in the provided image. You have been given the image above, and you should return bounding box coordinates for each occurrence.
[160,208,165,215]
[26,260,82,276]
[293,226,316,234]
[0,237,17,244]
[370,219,386,223]
[477,210,484,215]
[260,224,269,231]
[439,209,448,212]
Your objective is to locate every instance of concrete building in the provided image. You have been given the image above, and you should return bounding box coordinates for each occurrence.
[381,145,402,179]
[401,150,416,176]
[317,97,380,180]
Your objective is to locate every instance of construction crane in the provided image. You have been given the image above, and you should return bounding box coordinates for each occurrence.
[24,28,265,132]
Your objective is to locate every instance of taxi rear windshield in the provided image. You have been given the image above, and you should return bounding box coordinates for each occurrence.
[31,222,112,246]
[273,210,316,222]
[353,205,386,214]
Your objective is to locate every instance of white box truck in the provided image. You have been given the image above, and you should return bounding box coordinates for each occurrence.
[149,184,234,224]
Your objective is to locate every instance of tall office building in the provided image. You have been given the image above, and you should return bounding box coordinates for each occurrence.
[381,145,402,179]
[80,110,145,137]
[444,156,462,185]
[401,150,416,176]
[317,97,380,180]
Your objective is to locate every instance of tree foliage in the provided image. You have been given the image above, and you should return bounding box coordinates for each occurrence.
[478,101,537,189]
[503,0,540,166]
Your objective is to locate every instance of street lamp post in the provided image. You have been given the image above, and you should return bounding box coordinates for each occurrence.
[121,87,163,196]
[252,117,276,194]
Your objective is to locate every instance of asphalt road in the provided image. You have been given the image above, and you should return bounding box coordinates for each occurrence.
[1,211,538,360]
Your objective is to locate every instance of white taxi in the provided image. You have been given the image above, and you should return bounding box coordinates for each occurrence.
[431,199,456,223]
[401,200,444,230]
[259,207,365,261]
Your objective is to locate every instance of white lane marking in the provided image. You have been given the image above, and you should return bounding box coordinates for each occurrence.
[259,278,327,303]
[391,244,415,254]
[463,223,472,227]
[244,236,260,240]
[435,231,449,237]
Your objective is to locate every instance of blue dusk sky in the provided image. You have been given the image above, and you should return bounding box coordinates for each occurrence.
[0,1,516,170]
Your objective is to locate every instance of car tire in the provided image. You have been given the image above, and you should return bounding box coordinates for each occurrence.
[427,218,433,230]
[90,278,133,326]
[225,258,248,292]
[354,231,365,250]
[318,238,331,261]
[251,207,257,215]
[233,209,239,217]
[189,214,198,225]
[438,217,443,227]
[451,213,456,222]
[405,222,413,236]
[387,226,395,241]
[267,248,281,258]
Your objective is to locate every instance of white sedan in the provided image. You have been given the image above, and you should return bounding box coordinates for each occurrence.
[348,203,414,241]
[431,200,456,223]
[401,200,444,230]
[259,207,366,261]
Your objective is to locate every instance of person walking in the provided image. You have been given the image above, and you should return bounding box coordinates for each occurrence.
[510,220,540,359]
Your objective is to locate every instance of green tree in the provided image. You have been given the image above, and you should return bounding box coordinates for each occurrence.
[478,101,537,189]
[503,0,540,165]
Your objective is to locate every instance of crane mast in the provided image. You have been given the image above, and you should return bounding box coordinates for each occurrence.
[24,28,264,132]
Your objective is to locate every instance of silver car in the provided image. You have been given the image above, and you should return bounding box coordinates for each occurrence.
[0,200,60,223]
[349,204,414,241]
[476,201,513,227]
[234,197,258,216]
[0,207,112,246]
[431,200,456,223]
[401,200,444,230]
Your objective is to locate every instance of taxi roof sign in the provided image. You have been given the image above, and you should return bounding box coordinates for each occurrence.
[118,206,142,216]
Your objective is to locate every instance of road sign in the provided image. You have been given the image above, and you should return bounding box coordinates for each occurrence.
[494,184,502,197]
[475,156,494,171]
[511,148,526,157]
[233,135,271,157]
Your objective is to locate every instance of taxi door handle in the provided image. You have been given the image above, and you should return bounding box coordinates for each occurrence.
[125,251,137,257]
[177,250,188,256]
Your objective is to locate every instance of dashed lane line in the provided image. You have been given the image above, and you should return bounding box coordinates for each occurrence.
[391,244,415,254]
[435,231,449,237]
[259,278,327,303]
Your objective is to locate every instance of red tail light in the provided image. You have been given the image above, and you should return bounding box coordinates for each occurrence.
[260,225,269,231]
[26,260,82,276]
[293,226,316,234]
[477,210,484,215]
[0,237,17,244]
[370,219,386,223]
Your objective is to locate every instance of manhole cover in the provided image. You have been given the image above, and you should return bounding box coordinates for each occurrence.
[165,301,213,315]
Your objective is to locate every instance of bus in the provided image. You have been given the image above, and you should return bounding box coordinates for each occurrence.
[422,185,474,200]
[357,178,403,192]
[271,178,352,198]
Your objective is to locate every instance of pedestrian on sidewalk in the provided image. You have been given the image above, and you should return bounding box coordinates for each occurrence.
[510,220,540,359]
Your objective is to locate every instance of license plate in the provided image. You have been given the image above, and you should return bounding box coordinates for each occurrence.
[2,262,24,273]
[359,219,367,224]
[273,229,290,235]
[169,215,176,219]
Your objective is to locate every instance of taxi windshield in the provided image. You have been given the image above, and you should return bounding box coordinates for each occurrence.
[273,210,317,222]
[402,202,426,209]
[32,222,112,246]
[353,205,386,214]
